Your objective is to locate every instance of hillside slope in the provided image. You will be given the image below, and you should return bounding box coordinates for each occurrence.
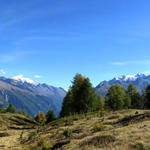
[21,109,150,150]
[0,76,66,117]
[0,113,38,150]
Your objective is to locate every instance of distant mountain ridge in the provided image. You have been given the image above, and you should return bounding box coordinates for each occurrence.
[95,73,150,97]
[1,73,149,116]
[0,75,66,117]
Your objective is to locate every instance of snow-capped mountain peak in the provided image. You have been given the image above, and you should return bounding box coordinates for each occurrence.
[96,73,150,97]
[115,73,147,81]
[10,74,39,86]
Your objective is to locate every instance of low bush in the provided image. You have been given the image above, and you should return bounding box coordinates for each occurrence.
[92,123,107,132]
[28,133,36,140]
[25,138,51,150]
[100,111,105,118]
[37,138,51,149]
[63,128,72,138]
[135,111,139,115]
[0,108,6,113]
[20,130,24,139]
[51,140,70,150]
[65,119,74,126]
[130,143,145,150]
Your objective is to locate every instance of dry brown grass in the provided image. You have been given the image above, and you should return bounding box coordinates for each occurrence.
[0,113,38,150]
[1,110,150,150]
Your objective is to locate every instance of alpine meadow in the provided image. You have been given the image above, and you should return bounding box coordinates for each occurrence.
[1,0,150,150]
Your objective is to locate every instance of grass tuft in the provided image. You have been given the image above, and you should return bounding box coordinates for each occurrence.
[92,123,107,132]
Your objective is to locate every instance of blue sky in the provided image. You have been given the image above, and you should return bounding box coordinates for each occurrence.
[0,0,150,90]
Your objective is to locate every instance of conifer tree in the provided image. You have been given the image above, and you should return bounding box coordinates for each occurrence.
[124,94,131,109]
[60,89,73,117]
[145,84,150,108]
[28,116,32,120]
[60,74,99,117]
[35,112,47,124]
[132,92,142,109]
[46,109,56,123]
[105,84,126,110]
[6,103,16,113]
[18,108,22,114]
[98,95,104,110]
[127,83,142,109]
[127,83,138,96]
[23,109,27,117]
[141,89,146,109]
[72,77,98,113]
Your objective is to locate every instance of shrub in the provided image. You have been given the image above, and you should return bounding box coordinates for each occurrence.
[28,133,35,140]
[92,123,107,132]
[0,108,6,113]
[36,127,40,134]
[23,109,28,117]
[63,128,72,138]
[25,139,51,150]
[18,108,22,114]
[28,116,33,120]
[72,126,83,134]
[135,111,139,115]
[37,138,51,149]
[35,112,47,124]
[100,110,105,117]
[130,143,145,150]
[101,117,105,122]
[20,130,24,139]
[51,140,70,150]
[65,119,74,126]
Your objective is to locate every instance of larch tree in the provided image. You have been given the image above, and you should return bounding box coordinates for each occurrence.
[98,95,104,110]
[127,83,142,109]
[105,84,127,110]
[60,74,99,117]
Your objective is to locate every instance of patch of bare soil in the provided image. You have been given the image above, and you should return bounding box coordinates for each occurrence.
[115,112,150,126]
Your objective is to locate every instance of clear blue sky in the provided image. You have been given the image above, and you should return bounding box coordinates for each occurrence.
[0,0,150,90]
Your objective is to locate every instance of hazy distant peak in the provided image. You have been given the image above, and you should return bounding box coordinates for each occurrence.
[10,74,39,86]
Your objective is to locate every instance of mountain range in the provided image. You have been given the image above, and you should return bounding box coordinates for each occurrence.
[1,73,150,117]
[0,75,66,117]
[95,73,150,97]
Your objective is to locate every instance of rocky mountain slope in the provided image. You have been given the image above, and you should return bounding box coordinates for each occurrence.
[0,75,66,117]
